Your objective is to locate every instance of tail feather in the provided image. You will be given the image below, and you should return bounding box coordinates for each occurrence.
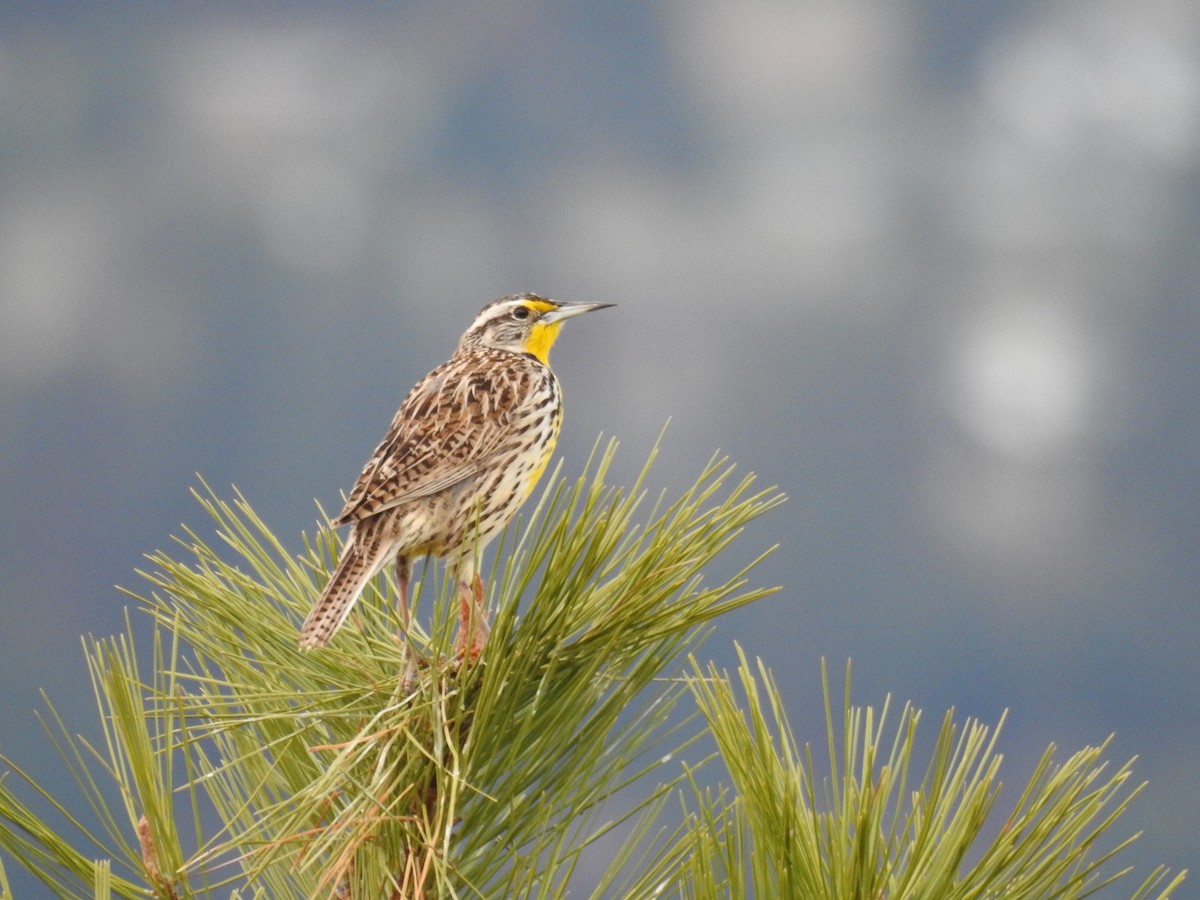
[299,527,392,649]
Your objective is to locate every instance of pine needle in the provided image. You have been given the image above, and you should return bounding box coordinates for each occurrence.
[0,437,1183,898]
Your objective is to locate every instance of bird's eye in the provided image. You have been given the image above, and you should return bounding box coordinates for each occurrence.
[512,306,531,321]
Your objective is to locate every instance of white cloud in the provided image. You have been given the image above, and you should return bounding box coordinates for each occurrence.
[948,300,1094,461]
[0,185,113,379]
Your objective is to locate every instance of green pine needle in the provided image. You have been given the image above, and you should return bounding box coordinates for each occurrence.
[625,649,1186,900]
[0,439,784,897]
[0,437,1184,898]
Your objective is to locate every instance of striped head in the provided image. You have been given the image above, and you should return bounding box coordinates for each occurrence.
[458,294,613,365]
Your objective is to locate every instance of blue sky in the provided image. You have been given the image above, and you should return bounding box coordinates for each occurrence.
[1,2,1197,893]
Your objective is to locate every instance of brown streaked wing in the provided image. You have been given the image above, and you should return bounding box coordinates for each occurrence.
[333,353,533,524]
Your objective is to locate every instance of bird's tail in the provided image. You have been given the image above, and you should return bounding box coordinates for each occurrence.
[299,524,391,649]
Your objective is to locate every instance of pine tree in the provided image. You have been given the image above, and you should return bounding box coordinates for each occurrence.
[0,441,1185,898]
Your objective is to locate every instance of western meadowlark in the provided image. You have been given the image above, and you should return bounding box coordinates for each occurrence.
[298,293,612,657]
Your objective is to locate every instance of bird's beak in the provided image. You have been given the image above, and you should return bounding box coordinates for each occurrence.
[540,301,615,323]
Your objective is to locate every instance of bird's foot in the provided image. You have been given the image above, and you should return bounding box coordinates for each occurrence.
[454,574,490,662]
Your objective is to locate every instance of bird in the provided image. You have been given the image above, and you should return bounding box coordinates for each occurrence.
[299,293,613,658]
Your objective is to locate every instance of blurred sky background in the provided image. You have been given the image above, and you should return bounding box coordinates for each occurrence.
[1,1,1198,895]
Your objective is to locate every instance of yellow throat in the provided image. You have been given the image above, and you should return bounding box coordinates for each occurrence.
[522,299,564,364]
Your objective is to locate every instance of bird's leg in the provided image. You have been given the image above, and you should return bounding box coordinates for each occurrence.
[455,573,489,661]
[471,572,490,653]
[394,556,421,687]
[394,555,412,633]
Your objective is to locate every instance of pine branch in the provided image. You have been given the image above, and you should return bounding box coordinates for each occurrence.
[0,437,1184,898]
[0,439,784,897]
[621,649,1187,900]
